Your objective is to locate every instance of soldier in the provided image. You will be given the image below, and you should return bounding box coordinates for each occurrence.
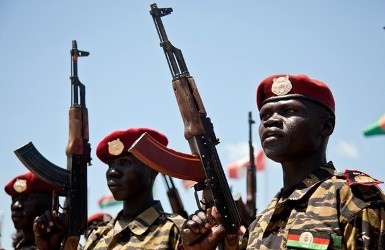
[4,171,59,250]
[33,127,185,249]
[181,74,385,249]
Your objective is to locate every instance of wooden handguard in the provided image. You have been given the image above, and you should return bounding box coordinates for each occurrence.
[173,76,206,140]
[65,107,89,156]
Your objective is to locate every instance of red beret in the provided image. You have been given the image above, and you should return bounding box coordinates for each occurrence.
[256,74,335,113]
[96,127,168,164]
[4,172,61,196]
[87,212,113,224]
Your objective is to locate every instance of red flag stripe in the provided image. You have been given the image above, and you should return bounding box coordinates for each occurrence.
[227,150,265,179]
[380,115,385,130]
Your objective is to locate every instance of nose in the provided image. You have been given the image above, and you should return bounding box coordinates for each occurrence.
[106,164,121,178]
[11,200,22,210]
[263,112,282,128]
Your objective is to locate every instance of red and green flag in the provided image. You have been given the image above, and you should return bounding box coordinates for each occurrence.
[363,114,385,137]
[227,149,265,179]
[98,193,122,209]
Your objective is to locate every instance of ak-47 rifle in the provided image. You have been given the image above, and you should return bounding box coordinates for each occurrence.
[246,111,257,219]
[162,174,188,219]
[14,40,91,249]
[234,111,257,228]
[150,3,241,239]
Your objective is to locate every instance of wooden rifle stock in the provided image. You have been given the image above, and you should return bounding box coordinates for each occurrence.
[150,3,241,238]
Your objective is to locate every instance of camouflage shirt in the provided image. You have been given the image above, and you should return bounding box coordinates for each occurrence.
[241,163,385,250]
[83,201,185,250]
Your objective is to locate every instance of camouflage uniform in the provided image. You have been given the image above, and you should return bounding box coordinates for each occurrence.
[241,163,385,250]
[83,201,184,250]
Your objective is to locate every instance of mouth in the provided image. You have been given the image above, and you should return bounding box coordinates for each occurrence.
[11,213,24,221]
[107,180,121,188]
[262,130,283,142]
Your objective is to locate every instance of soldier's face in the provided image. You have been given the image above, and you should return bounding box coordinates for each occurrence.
[106,154,154,201]
[258,99,323,163]
[11,193,51,231]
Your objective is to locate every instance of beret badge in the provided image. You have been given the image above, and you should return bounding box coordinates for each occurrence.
[108,138,124,156]
[13,178,27,193]
[271,75,292,96]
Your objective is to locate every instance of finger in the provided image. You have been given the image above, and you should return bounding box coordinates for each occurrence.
[33,218,43,236]
[185,218,203,233]
[51,211,67,233]
[207,206,222,226]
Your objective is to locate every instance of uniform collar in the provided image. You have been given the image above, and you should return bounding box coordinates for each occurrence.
[281,162,336,202]
[128,200,164,235]
[109,200,164,236]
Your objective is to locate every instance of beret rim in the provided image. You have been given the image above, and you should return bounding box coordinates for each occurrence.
[261,94,335,116]
[256,73,335,114]
[96,127,168,164]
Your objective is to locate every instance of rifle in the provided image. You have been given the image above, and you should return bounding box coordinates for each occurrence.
[246,111,257,219]
[162,174,188,219]
[233,112,257,229]
[14,40,91,249]
[150,3,241,240]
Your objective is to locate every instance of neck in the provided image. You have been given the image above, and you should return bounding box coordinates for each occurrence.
[121,189,155,220]
[281,152,327,192]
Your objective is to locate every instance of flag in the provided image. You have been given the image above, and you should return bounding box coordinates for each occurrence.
[363,114,385,136]
[98,193,122,209]
[227,150,265,179]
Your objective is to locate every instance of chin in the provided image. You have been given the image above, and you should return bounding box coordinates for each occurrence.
[263,149,285,163]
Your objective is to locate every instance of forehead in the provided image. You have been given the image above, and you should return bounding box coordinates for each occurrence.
[260,98,310,110]
[108,153,135,162]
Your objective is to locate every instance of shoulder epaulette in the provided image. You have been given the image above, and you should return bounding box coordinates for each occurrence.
[165,213,185,231]
[343,169,384,186]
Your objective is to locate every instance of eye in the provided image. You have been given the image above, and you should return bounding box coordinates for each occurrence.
[259,111,271,121]
[117,157,135,167]
[27,195,36,202]
[282,108,296,116]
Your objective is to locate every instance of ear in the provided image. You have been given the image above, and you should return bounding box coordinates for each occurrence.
[321,115,335,137]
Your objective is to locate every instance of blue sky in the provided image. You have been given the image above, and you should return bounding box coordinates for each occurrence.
[1,1,385,249]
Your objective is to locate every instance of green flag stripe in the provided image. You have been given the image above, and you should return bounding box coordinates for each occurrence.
[363,114,385,136]
[99,200,122,208]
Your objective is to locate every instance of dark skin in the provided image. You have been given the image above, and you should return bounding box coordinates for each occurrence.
[10,192,51,247]
[181,98,335,250]
[106,153,158,219]
[33,153,158,250]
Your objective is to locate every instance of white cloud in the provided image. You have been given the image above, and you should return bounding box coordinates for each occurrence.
[222,141,264,163]
[335,140,359,159]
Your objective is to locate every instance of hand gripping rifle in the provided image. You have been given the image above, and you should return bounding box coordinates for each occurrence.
[149,3,241,239]
[14,40,91,249]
